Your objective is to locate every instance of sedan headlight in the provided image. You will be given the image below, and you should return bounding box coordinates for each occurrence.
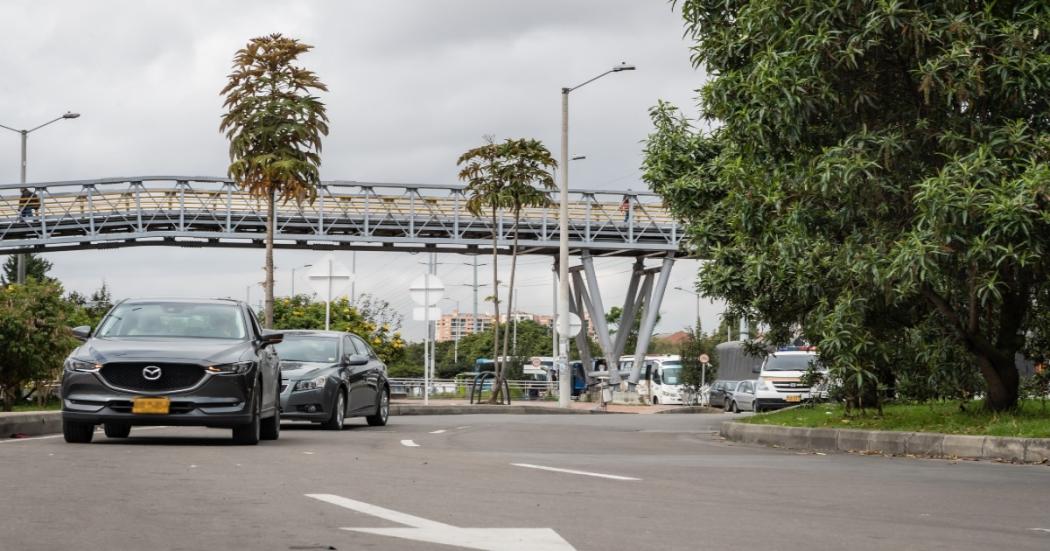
[294,375,327,392]
[206,361,254,374]
[65,358,101,372]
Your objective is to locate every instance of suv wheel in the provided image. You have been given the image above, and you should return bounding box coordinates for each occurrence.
[104,423,131,438]
[366,388,389,427]
[260,388,280,441]
[63,420,94,443]
[233,381,262,445]
[321,390,345,430]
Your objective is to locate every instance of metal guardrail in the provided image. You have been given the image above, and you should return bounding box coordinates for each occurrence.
[388,377,553,402]
[0,177,683,257]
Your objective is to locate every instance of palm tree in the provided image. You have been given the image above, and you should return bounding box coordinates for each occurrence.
[458,137,506,400]
[495,139,557,386]
[220,33,329,327]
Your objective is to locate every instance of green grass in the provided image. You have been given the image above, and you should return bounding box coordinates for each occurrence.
[744,400,1050,438]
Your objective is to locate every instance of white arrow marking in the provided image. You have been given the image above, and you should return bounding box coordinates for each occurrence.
[307,493,576,551]
[511,463,640,481]
[1031,528,1050,534]
[429,429,447,434]
[400,439,419,447]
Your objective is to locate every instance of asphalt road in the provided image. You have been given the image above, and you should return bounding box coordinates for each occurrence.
[1,413,1048,551]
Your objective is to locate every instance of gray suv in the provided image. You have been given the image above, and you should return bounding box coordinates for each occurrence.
[60,298,283,444]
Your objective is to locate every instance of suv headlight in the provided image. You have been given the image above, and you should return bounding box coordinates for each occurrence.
[757,379,775,391]
[294,375,327,392]
[65,358,101,372]
[206,361,254,374]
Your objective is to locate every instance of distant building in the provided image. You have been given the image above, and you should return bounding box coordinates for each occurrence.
[435,310,494,342]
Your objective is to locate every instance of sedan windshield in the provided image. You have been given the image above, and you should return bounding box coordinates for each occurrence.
[96,302,247,339]
[765,354,819,371]
[275,336,340,363]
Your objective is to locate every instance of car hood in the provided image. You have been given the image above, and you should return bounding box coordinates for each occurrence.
[79,337,253,365]
[280,361,336,380]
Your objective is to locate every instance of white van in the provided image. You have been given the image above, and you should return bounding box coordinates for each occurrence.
[753,347,824,412]
[619,355,687,405]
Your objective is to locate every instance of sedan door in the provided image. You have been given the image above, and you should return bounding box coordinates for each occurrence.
[348,335,379,414]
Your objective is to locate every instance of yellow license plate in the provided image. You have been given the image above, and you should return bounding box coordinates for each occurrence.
[132,397,170,414]
[785,395,802,403]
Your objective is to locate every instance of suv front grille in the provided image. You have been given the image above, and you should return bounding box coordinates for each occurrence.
[99,363,205,392]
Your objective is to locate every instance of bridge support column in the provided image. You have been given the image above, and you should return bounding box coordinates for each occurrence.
[627,252,676,388]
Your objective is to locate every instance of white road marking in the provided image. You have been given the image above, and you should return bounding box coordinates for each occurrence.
[400,439,420,447]
[0,425,170,443]
[306,493,575,551]
[511,463,640,481]
[1031,528,1050,534]
[429,429,447,434]
[457,426,470,430]
[303,451,315,455]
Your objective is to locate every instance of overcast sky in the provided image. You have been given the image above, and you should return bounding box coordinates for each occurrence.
[0,0,723,341]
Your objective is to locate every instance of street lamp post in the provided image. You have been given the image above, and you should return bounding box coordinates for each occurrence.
[674,286,702,330]
[290,263,313,297]
[0,111,80,284]
[558,63,634,408]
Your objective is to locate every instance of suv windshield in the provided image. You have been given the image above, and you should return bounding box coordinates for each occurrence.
[96,302,247,340]
[764,354,819,372]
[275,336,340,363]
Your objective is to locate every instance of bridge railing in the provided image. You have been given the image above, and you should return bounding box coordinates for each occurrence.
[0,177,681,254]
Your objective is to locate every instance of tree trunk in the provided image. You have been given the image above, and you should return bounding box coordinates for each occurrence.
[1,386,14,412]
[264,188,276,328]
[498,210,521,403]
[977,352,1020,412]
[488,205,502,404]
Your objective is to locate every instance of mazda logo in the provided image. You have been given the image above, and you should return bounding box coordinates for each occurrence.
[142,366,162,381]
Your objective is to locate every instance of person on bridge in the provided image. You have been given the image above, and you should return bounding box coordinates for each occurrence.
[19,188,39,218]
[619,194,631,223]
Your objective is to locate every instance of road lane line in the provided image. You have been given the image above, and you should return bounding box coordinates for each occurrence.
[429,429,447,434]
[456,426,470,429]
[305,494,451,529]
[511,463,640,481]
[400,439,420,447]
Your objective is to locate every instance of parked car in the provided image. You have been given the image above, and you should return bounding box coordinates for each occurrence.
[727,380,757,413]
[708,380,738,408]
[60,298,283,444]
[276,330,389,430]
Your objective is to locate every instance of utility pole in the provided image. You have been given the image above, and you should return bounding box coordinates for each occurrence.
[351,250,357,302]
[461,256,489,337]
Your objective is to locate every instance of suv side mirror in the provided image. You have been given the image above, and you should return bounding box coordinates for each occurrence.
[346,353,369,366]
[71,325,92,341]
[260,332,283,346]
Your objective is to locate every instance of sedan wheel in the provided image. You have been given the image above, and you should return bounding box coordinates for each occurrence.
[321,390,345,430]
[366,388,389,427]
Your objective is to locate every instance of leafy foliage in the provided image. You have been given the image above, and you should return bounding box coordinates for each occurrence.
[677,325,719,404]
[269,294,405,365]
[0,280,78,411]
[67,283,114,329]
[650,1,1050,411]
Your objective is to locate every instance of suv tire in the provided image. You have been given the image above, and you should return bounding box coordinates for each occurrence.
[63,420,94,443]
[233,381,262,445]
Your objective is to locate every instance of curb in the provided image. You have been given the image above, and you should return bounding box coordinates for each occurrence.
[720,421,1050,464]
[654,406,720,414]
[0,412,63,438]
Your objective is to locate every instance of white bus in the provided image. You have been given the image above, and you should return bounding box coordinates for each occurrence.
[617,355,688,405]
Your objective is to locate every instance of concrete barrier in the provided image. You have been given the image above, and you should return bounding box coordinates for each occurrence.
[721,421,1050,464]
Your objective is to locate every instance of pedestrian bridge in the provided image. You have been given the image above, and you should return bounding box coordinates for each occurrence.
[0,176,683,257]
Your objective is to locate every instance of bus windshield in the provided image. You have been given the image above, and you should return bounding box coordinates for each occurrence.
[661,367,681,385]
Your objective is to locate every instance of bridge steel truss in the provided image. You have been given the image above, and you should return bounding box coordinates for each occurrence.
[0,176,685,393]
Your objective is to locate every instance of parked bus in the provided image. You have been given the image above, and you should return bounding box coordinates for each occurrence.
[617,355,687,405]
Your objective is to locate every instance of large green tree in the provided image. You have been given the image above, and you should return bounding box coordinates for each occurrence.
[648,1,1050,411]
[220,33,329,328]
